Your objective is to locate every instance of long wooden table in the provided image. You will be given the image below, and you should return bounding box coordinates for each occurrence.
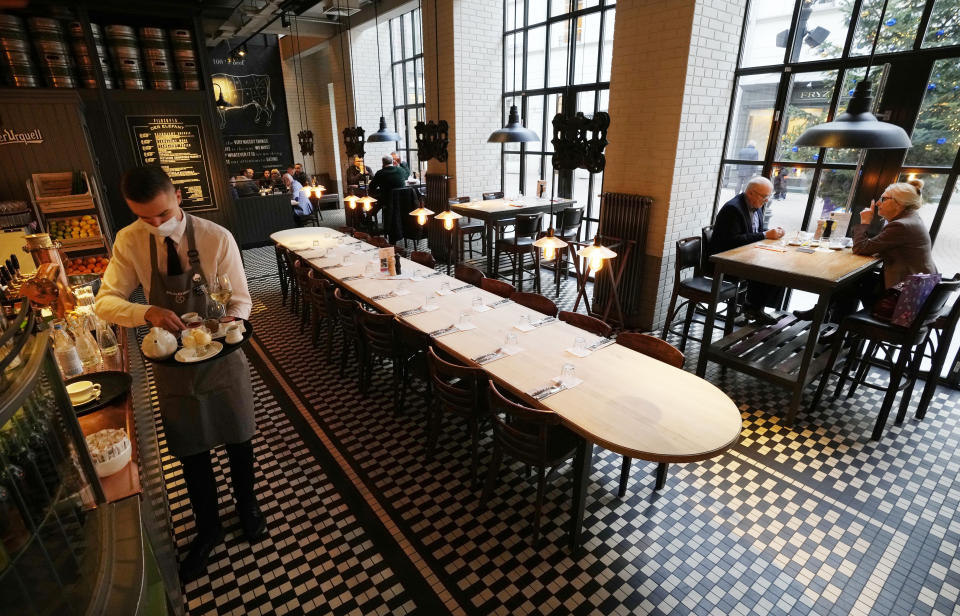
[272,227,742,549]
[695,239,880,425]
[448,196,576,272]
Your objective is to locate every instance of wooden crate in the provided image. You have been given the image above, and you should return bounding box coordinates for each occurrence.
[59,236,105,252]
[31,172,96,213]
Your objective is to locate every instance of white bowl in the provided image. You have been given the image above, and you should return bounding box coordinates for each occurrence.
[94,438,132,477]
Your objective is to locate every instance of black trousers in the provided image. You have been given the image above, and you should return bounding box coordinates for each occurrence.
[179,439,257,537]
[830,270,885,324]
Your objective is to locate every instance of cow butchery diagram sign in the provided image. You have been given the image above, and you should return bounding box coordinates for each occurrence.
[208,35,293,175]
[126,115,215,212]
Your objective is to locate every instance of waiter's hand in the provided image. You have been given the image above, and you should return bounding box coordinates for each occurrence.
[145,306,185,332]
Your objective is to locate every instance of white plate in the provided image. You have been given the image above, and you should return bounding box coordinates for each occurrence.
[175,341,224,363]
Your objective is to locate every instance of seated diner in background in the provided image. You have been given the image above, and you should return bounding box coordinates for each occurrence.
[346,155,372,187]
[234,169,259,197]
[270,168,284,190]
[370,154,410,202]
[259,169,272,189]
[708,175,785,325]
[794,178,938,328]
[283,172,313,217]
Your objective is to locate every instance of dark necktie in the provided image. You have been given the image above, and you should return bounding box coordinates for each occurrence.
[165,237,182,276]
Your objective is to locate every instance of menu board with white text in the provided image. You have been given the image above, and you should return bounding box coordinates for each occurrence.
[126,115,215,212]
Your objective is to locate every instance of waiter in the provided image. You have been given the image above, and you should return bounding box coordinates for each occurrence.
[95,166,264,582]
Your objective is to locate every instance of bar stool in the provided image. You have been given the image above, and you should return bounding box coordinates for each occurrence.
[810,275,960,440]
[495,213,542,292]
[660,235,741,352]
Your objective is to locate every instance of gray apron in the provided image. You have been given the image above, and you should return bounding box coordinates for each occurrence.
[148,214,256,457]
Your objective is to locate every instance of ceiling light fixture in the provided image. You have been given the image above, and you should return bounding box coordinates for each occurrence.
[367,1,401,143]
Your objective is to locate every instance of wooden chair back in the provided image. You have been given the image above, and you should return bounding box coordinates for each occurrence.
[370,236,392,248]
[427,347,487,415]
[410,251,436,269]
[449,196,471,205]
[480,277,516,298]
[486,382,562,466]
[482,191,504,200]
[305,270,333,317]
[354,231,372,243]
[455,263,484,287]
[510,291,558,317]
[616,332,684,368]
[333,288,363,340]
[337,226,355,235]
[557,311,612,337]
[556,206,584,241]
[357,308,397,358]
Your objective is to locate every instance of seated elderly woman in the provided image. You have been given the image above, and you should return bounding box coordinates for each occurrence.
[796,179,938,332]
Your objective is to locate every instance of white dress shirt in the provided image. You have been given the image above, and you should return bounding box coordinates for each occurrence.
[95,211,252,327]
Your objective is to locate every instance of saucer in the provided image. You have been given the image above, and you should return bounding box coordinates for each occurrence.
[175,341,224,363]
[71,391,101,407]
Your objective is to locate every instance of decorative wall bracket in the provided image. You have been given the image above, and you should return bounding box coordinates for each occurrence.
[343,126,366,158]
[551,111,610,173]
[298,129,314,157]
[415,120,449,162]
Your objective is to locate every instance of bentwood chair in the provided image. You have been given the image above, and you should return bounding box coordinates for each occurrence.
[548,206,584,296]
[495,213,543,292]
[557,311,613,338]
[395,319,433,414]
[275,244,289,306]
[660,235,741,353]
[449,196,484,259]
[356,308,400,400]
[481,382,579,544]
[410,251,436,269]
[354,231,372,244]
[337,226,355,236]
[426,347,489,488]
[292,259,312,332]
[333,288,365,380]
[484,191,514,241]
[482,191,504,200]
[615,332,684,496]
[510,291,558,317]
[305,270,336,360]
[283,248,302,315]
[810,275,960,441]
[480,277,515,299]
[455,263,484,287]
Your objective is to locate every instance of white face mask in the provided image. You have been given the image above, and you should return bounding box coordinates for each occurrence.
[138,214,180,238]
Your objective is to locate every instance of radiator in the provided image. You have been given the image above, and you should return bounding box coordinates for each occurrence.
[425,174,453,260]
[591,192,653,327]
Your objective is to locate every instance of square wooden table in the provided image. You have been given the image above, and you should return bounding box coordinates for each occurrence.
[448,197,576,272]
[695,240,880,424]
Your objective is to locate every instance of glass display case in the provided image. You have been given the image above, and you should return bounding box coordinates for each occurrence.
[0,305,107,615]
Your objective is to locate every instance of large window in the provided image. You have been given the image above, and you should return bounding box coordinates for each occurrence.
[719,0,960,375]
[719,0,960,274]
[389,8,425,172]
[502,0,615,240]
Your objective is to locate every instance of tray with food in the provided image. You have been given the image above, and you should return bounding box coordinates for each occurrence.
[140,318,253,366]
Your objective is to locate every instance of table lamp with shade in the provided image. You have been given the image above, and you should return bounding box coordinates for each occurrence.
[533,228,568,261]
[435,209,462,231]
[580,236,617,274]
[344,195,360,210]
[409,206,434,226]
[359,195,377,212]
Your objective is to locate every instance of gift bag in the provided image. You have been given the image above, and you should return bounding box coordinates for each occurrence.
[890,273,941,327]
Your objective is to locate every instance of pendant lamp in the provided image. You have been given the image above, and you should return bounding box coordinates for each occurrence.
[435,209,461,230]
[344,195,360,209]
[368,1,401,143]
[488,1,539,144]
[579,235,616,274]
[409,206,435,226]
[794,0,910,149]
[359,195,377,212]
[533,228,567,261]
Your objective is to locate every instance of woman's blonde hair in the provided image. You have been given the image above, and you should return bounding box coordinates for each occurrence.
[886,179,924,211]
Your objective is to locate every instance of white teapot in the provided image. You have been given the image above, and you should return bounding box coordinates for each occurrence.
[141,326,178,360]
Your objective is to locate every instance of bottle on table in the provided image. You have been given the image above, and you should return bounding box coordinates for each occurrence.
[67,321,101,374]
[95,320,121,371]
[52,322,83,380]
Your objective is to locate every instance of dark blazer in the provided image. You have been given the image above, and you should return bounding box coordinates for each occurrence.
[370,163,410,202]
[853,210,938,289]
[708,193,766,257]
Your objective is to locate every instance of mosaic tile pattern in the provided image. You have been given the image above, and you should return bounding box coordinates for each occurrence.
[140,238,960,615]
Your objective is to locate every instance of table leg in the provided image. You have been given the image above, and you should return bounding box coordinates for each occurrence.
[786,293,831,426]
[485,222,494,273]
[568,437,593,551]
[695,271,725,377]
[654,462,669,491]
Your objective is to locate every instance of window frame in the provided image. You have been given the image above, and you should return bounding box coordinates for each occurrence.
[388,8,425,172]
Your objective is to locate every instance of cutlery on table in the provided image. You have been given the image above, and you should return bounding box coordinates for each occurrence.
[451,284,474,293]
[530,382,566,400]
[473,348,506,364]
[586,337,615,352]
[340,275,363,282]
[371,292,396,300]
[488,298,512,308]
[428,325,457,337]
[398,307,425,317]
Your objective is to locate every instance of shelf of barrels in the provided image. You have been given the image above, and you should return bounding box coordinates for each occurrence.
[0,11,201,92]
[27,171,113,278]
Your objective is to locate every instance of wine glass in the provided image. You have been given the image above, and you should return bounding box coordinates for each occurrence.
[210,274,233,316]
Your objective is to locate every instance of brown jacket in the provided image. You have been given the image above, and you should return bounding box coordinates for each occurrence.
[852,210,937,289]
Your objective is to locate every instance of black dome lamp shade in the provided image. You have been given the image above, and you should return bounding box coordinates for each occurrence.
[488,105,539,143]
[368,115,401,142]
[794,0,910,150]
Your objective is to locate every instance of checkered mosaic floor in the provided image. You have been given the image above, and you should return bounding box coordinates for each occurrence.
[142,238,960,615]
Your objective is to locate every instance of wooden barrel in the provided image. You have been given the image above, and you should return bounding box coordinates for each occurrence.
[138,27,175,89]
[0,14,39,87]
[68,21,112,89]
[169,27,199,89]
[27,17,76,88]
[105,25,144,90]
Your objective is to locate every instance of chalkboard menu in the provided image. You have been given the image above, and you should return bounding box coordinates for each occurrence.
[126,115,215,212]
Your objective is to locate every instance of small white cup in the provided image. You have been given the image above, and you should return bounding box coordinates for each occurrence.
[67,380,101,403]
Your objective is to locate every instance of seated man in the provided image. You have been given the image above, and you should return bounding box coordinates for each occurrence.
[708,176,784,324]
[282,173,313,219]
[346,155,372,187]
[369,154,410,202]
[234,169,259,197]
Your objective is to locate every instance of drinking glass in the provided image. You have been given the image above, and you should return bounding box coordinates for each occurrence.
[312,240,320,249]
[504,332,518,348]
[210,274,232,315]
[397,280,409,294]
[842,237,853,248]
[459,311,472,328]
[440,282,450,294]
[342,254,350,266]
[573,336,586,354]
[472,295,483,311]
[424,295,436,309]
[517,314,530,329]
[561,363,576,382]
[364,261,376,276]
